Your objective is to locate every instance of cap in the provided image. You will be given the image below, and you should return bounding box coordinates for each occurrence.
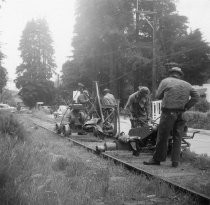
[138,86,150,96]
[78,82,85,87]
[169,67,184,76]
[103,88,110,93]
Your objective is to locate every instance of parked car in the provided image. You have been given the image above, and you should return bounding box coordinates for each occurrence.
[0,103,16,113]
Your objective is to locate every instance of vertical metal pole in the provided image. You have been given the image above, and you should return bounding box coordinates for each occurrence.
[152,2,157,99]
[117,99,120,137]
[95,81,104,122]
[134,0,140,90]
[136,0,139,39]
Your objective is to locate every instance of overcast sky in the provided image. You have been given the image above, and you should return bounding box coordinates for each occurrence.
[0,0,210,90]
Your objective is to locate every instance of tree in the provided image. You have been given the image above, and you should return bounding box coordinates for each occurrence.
[0,66,7,96]
[15,19,56,108]
[64,0,210,105]
[170,29,210,85]
[1,89,17,106]
[70,0,135,95]
[0,48,7,101]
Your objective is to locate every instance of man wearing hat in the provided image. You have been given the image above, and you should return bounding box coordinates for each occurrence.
[144,67,199,167]
[101,88,117,106]
[77,82,90,105]
[124,86,151,128]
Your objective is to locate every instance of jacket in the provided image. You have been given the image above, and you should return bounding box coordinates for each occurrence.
[125,90,151,118]
[102,93,117,106]
[156,77,199,110]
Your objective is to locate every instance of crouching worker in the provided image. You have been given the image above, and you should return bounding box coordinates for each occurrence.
[101,88,117,121]
[123,86,151,156]
[77,83,90,105]
[124,86,151,128]
[144,67,199,167]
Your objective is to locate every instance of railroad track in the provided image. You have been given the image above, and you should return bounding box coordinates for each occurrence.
[29,115,210,204]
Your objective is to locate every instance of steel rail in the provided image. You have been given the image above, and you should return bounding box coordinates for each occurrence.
[32,120,210,205]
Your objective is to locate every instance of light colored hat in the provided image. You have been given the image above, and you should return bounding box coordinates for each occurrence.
[78,82,85,87]
[169,67,184,76]
[103,88,110,93]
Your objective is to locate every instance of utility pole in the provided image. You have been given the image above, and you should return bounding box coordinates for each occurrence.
[138,0,157,99]
[134,0,140,91]
[136,0,139,40]
[152,1,157,99]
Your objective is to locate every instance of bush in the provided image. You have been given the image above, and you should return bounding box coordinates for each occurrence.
[184,111,210,130]
[194,98,210,112]
[0,111,26,141]
[0,135,28,204]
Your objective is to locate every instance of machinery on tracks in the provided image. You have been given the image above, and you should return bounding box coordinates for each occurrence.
[96,117,200,156]
[55,81,120,138]
[55,82,200,157]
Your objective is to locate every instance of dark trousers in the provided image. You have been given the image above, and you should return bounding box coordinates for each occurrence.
[153,110,185,162]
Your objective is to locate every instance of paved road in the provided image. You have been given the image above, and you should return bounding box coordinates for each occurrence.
[187,129,210,156]
[120,116,210,156]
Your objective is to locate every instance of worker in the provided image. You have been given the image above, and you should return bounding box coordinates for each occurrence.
[77,83,90,105]
[100,88,117,123]
[143,67,199,167]
[124,86,151,128]
[101,88,117,106]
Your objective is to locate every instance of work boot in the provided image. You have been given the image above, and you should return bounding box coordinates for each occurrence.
[172,161,179,168]
[143,158,160,166]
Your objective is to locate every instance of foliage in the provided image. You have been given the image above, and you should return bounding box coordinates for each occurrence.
[64,0,136,98]
[0,111,26,141]
[0,66,7,95]
[185,111,210,130]
[170,29,210,85]
[62,0,210,106]
[0,1,7,95]
[15,19,56,108]
[0,116,194,204]
[194,98,210,112]
[18,80,55,108]
[0,89,18,107]
[182,150,210,170]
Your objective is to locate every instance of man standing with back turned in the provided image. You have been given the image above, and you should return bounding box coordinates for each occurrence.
[144,67,199,167]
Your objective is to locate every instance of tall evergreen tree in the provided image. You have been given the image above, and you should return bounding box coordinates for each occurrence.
[63,0,210,104]
[15,19,56,107]
[67,0,135,96]
[0,0,7,101]
[171,29,210,85]
[0,49,7,101]
[0,66,7,97]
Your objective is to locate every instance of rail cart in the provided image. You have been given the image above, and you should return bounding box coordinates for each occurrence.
[96,102,200,156]
[55,81,120,138]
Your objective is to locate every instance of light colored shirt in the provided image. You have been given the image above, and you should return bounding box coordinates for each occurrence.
[102,93,117,106]
[124,90,151,118]
[156,77,199,110]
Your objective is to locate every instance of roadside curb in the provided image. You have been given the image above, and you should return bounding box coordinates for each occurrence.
[188,128,210,136]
